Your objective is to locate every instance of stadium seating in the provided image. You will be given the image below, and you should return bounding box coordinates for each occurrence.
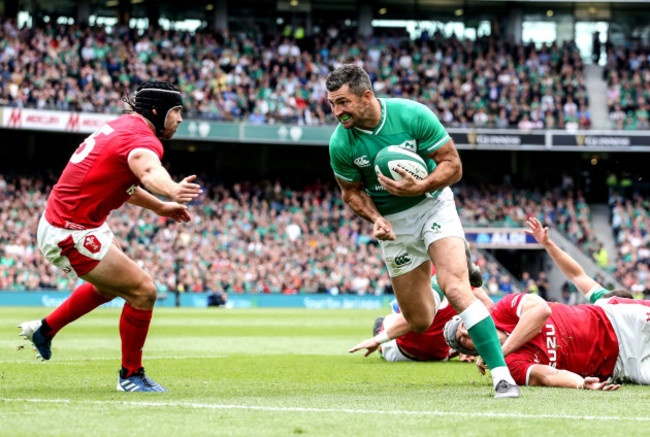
[2,174,638,300]
[0,19,591,129]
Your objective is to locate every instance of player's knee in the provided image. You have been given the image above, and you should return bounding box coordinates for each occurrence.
[409,316,432,333]
[442,280,472,309]
[132,275,157,307]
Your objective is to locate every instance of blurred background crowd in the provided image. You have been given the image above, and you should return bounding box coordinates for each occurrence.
[1,17,649,130]
[2,174,648,302]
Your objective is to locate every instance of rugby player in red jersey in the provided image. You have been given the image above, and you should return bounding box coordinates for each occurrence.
[18,81,202,392]
[349,273,491,362]
[443,217,650,390]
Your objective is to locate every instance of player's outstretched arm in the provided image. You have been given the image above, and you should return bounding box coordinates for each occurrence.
[336,177,394,241]
[348,313,411,357]
[529,365,621,391]
[525,217,601,297]
[128,149,202,203]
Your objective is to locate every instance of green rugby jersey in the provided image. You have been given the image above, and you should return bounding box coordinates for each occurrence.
[329,98,451,215]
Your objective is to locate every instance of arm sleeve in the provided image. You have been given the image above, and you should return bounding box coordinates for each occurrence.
[329,135,360,183]
[490,294,525,327]
[413,104,451,154]
[123,135,164,161]
[585,285,609,303]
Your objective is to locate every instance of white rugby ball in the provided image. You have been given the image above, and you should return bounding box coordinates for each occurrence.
[374,146,428,181]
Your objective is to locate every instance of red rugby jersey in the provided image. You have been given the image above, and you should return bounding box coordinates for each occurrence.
[45,115,163,229]
[396,303,457,361]
[491,294,619,385]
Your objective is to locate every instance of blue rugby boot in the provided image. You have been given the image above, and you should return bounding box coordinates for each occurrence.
[117,367,168,392]
[18,319,52,361]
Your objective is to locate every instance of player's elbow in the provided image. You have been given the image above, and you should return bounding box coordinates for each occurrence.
[529,374,553,387]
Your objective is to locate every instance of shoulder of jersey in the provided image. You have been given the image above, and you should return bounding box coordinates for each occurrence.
[329,123,350,143]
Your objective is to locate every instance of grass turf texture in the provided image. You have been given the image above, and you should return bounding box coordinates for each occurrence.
[1,307,649,437]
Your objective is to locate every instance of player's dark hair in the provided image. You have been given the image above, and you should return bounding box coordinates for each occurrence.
[326,64,373,97]
[602,289,634,299]
[124,80,183,138]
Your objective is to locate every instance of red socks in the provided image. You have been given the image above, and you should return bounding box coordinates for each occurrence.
[43,281,153,374]
[119,303,153,373]
[44,282,112,336]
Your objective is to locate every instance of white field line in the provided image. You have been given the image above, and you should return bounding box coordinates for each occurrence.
[0,398,648,422]
[0,354,228,364]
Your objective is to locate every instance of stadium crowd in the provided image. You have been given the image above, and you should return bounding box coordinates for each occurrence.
[609,192,650,298]
[0,18,592,129]
[3,174,647,301]
[604,42,650,130]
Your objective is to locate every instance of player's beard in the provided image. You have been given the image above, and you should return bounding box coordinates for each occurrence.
[352,101,371,128]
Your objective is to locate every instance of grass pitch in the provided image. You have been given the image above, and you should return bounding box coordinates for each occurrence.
[1,306,649,437]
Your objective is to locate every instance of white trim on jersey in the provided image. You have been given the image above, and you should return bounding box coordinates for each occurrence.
[332,171,356,182]
[374,99,387,134]
[425,134,451,152]
[127,148,160,162]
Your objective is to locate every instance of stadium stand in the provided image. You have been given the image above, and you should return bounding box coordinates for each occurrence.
[0,18,591,129]
[3,173,638,301]
[603,42,650,130]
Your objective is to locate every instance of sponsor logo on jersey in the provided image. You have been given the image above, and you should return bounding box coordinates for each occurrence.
[511,294,521,308]
[354,155,371,167]
[431,222,441,233]
[83,235,102,254]
[394,140,417,152]
[392,253,412,268]
[543,323,557,367]
[64,221,87,230]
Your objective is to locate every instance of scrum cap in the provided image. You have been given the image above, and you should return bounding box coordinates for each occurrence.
[133,81,183,138]
[443,316,479,356]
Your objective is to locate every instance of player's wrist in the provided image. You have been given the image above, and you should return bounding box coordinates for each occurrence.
[576,379,585,390]
[373,331,390,344]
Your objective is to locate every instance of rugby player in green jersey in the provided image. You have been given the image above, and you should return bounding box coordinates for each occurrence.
[326,64,519,398]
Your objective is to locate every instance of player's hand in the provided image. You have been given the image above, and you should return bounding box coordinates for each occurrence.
[524,217,550,246]
[377,168,426,197]
[459,354,476,363]
[158,202,192,223]
[475,357,488,375]
[373,217,395,241]
[348,338,380,357]
[172,175,203,203]
[583,376,621,391]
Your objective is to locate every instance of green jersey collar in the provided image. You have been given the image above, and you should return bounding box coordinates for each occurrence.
[353,98,387,135]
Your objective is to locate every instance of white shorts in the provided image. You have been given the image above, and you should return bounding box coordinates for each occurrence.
[597,301,650,384]
[380,187,465,277]
[380,339,413,362]
[37,214,113,280]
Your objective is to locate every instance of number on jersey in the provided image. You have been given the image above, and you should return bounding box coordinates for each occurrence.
[70,124,115,164]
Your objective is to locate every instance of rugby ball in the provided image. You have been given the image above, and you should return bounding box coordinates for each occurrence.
[374,146,428,181]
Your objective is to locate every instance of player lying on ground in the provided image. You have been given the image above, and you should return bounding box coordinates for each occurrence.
[443,217,650,390]
[349,274,490,362]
